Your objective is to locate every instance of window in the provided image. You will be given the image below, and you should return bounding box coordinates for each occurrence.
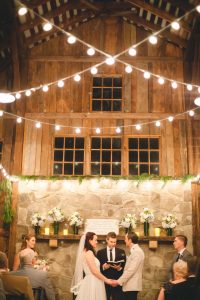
[0,141,2,162]
[92,76,122,111]
[128,137,159,175]
[91,137,121,175]
[53,137,84,175]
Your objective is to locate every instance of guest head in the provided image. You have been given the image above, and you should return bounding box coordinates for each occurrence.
[173,235,188,252]
[125,232,139,248]
[19,248,36,268]
[21,233,36,251]
[0,252,8,271]
[84,232,97,255]
[173,260,188,280]
[106,232,117,249]
[187,256,198,276]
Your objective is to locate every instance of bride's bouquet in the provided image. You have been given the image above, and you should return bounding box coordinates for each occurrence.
[34,258,49,271]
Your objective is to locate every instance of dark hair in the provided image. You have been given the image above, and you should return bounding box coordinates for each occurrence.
[127,232,139,244]
[106,232,117,239]
[84,232,96,255]
[21,233,36,250]
[176,235,188,247]
[0,251,8,269]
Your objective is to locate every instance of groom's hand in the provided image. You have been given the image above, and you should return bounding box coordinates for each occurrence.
[110,280,118,287]
[103,263,111,270]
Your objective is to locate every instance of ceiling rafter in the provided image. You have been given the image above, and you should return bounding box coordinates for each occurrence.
[162,0,196,12]
[80,0,101,11]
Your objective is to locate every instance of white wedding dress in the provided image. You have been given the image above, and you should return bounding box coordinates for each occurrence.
[76,255,107,300]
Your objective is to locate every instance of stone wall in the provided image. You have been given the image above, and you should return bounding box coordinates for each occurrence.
[16,179,193,300]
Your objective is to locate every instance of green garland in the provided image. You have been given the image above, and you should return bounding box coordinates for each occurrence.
[0,179,13,224]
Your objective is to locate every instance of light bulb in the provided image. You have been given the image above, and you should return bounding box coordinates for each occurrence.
[55,125,60,131]
[105,57,115,65]
[42,85,49,92]
[189,110,195,116]
[18,7,28,16]
[17,117,22,123]
[194,97,200,107]
[15,93,21,99]
[91,67,98,75]
[125,65,133,73]
[74,74,81,82]
[58,80,64,88]
[67,35,76,44]
[158,77,165,85]
[75,128,81,134]
[0,111,3,117]
[96,128,101,134]
[196,5,200,13]
[87,48,95,56]
[136,124,141,131]
[155,121,161,127]
[187,84,193,91]
[36,122,41,128]
[42,23,53,32]
[171,81,178,89]
[144,71,151,79]
[128,47,137,56]
[116,127,121,133]
[171,21,180,30]
[149,35,157,45]
[25,90,31,97]
[168,116,174,122]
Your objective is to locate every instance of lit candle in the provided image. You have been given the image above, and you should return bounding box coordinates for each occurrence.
[63,229,68,235]
[154,228,160,237]
[45,227,50,235]
[135,231,140,237]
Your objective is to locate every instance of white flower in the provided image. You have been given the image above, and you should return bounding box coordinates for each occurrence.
[34,258,49,271]
[31,213,46,227]
[162,214,177,229]
[47,207,65,223]
[68,212,83,227]
[140,208,154,223]
[120,214,137,229]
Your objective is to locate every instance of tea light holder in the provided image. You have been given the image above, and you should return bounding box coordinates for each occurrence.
[44,227,50,235]
[63,229,68,235]
[154,228,161,237]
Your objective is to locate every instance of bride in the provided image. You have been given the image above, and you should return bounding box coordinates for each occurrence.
[71,232,113,300]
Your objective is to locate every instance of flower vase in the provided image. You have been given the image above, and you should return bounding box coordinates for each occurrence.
[125,226,132,234]
[166,228,173,236]
[34,226,40,235]
[53,222,60,235]
[144,222,149,236]
[73,225,78,235]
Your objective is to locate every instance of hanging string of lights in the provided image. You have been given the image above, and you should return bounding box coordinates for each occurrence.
[0,164,17,182]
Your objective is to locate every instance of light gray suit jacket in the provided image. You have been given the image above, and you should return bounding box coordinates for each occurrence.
[118,244,145,292]
[11,267,55,300]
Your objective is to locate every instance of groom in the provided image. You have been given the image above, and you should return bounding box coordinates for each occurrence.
[97,232,126,300]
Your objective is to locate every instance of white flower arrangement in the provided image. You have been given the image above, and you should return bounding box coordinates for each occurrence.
[140,208,154,223]
[34,258,49,271]
[31,212,46,227]
[162,213,177,229]
[68,212,83,227]
[120,213,137,229]
[47,207,65,223]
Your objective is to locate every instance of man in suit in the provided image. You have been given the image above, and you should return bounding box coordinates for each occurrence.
[113,233,144,300]
[97,232,126,300]
[11,248,55,300]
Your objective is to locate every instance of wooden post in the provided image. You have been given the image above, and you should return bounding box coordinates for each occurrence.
[191,182,200,256]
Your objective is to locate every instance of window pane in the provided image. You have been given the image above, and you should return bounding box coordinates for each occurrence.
[65,138,74,149]
[113,100,121,111]
[74,163,83,175]
[93,77,102,86]
[91,163,100,175]
[139,138,148,149]
[102,151,111,162]
[64,163,73,175]
[75,138,84,149]
[150,165,159,175]
[103,78,112,86]
[129,151,138,162]
[103,88,112,99]
[64,150,73,161]
[102,164,110,175]
[93,88,102,99]
[112,163,121,175]
[140,164,148,174]
[54,137,64,148]
[91,151,100,162]
[102,138,111,149]
[92,100,101,111]
[113,88,122,99]
[150,138,159,149]
[113,77,122,87]
[129,138,138,149]
[102,100,111,111]
[54,163,62,174]
[112,138,121,149]
[129,164,138,175]
[150,151,159,162]
[140,151,148,162]
[92,138,101,149]
[75,150,84,162]
[54,150,63,161]
[112,151,121,162]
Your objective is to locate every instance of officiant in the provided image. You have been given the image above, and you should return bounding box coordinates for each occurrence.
[97,232,126,300]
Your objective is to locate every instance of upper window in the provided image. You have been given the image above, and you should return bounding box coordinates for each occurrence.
[53,137,84,175]
[128,137,159,175]
[0,141,2,162]
[91,76,122,111]
[91,137,121,175]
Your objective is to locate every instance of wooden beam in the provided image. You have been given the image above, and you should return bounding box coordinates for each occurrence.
[126,0,192,33]
[80,0,101,11]
[162,0,195,12]
[124,15,187,48]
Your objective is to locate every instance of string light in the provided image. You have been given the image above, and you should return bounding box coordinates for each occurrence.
[15,93,21,99]
[189,110,195,117]
[55,125,60,131]
[25,90,31,97]
[75,128,81,134]
[136,124,141,131]
[187,84,193,91]
[155,121,161,127]
[67,35,76,44]
[143,72,151,79]
[17,117,22,123]
[105,57,115,65]
[168,116,174,122]
[128,47,137,56]
[42,23,53,32]
[42,85,49,92]
[148,35,158,45]
[194,97,200,107]
[57,80,64,88]
[87,48,95,56]
[171,81,178,89]
[36,122,41,128]
[171,21,180,30]
[96,128,101,134]
[125,65,133,73]
[18,7,28,16]
[158,77,165,85]
[116,127,121,133]
[91,67,98,75]
[196,5,200,13]
[74,74,81,82]
[0,164,18,182]
[0,111,3,117]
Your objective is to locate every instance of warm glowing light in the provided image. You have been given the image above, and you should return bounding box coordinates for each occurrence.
[42,23,53,32]
[44,228,50,235]
[196,5,200,13]
[67,35,76,44]
[36,122,41,128]
[143,71,151,79]
[194,97,200,107]
[105,57,115,65]
[87,48,95,56]
[189,110,195,117]
[128,47,137,56]
[149,35,158,45]
[136,124,141,131]
[18,7,28,16]
[42,85,49,92]
[75,128,81,134]
[168,116,174,122]
[17,117,22,123]
[171,81,178,89]
[96,128,101,134]
[58,80,64,88]
[15,93,21,99]
[25,90,31,97]
[171,21,180,30]
[198,87,200,94]
[0,111,3,117]
[74,74,81,82]
[91,67,98,75]
[63,229,68,235]
[0,93,15,103]
[155,121,161,127]
[158,77,165,85]
[155,228,161,236]
[186,84,193,91]
[55,125,60,131]
[125,65,133,73]
[116,127,121,133]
